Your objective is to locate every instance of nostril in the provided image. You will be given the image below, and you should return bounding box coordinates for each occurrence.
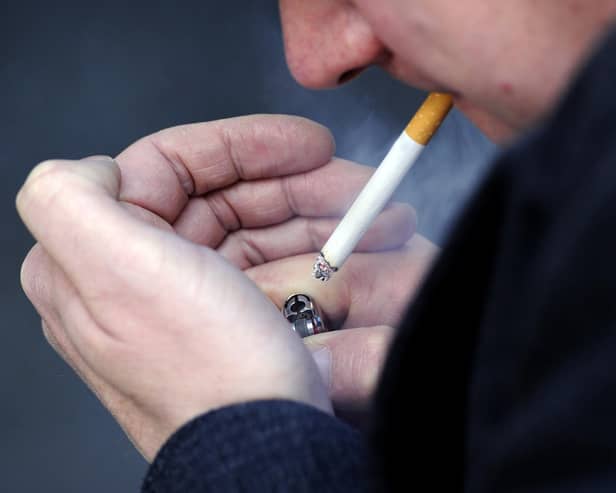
[338,67,365,85]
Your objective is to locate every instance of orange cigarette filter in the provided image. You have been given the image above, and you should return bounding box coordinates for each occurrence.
[405,92,454,145]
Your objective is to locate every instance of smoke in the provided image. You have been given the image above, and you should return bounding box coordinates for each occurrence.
[400,109,498,242]
[250,7,497,244]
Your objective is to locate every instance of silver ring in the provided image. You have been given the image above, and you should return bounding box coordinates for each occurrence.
[282,294,328,338]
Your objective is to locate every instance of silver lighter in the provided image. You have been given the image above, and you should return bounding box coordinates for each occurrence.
[282,294,328,338]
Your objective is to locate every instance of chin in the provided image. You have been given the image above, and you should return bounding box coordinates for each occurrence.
[382,60,515,144]
[454,97,516,144]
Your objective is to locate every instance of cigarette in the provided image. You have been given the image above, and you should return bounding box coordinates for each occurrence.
[313,92,453,281]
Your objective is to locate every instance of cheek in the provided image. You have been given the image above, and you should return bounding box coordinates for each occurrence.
[353,0,431,47]
[353,0,495,69]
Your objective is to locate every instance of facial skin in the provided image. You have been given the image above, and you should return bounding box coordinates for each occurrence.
[279,0,616,142]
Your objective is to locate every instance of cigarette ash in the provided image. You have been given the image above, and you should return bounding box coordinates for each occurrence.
[313,254,337,282]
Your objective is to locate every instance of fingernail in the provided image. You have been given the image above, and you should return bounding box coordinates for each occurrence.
[311,347,332,389]
[80,155,115,162]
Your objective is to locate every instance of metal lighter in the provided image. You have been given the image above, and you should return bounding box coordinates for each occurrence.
[282,294,328,338]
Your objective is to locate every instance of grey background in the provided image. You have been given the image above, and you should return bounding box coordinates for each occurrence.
[1,2,495,491]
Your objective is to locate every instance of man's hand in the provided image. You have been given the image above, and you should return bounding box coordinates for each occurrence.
[17,115,437,459]
[248,233,438,423]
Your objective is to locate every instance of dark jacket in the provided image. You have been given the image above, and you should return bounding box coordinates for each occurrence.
[142,27,616,492]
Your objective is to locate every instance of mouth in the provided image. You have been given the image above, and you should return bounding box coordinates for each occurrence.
[379,54,459,97]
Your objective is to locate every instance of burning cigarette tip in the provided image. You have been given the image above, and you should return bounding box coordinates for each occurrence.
[312,253,337,282]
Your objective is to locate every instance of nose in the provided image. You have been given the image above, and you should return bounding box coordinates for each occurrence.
[279,1,387,89]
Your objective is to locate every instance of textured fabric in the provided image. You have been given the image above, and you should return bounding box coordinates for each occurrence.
[373,27,616,492]
[142,401,371,492]
[143,27,616,493]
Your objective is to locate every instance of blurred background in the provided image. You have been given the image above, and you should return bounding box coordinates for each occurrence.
[1,2,495,491]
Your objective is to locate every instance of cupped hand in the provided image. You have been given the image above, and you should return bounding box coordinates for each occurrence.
[247,234,439,424]
[130,115,440,421]
[17,115,437,459]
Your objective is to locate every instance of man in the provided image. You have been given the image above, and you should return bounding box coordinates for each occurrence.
[16,0,616,491]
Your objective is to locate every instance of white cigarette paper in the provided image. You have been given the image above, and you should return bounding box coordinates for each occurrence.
[313,93,453,282]
[323,132,422,266]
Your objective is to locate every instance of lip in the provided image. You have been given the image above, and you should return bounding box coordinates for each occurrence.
[379,55,457,96]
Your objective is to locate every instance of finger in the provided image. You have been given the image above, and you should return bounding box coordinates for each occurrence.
[22,245,117,400]
[115,115,335,223]
[21,244,102,374]
[16,158,178,319]
[217,202,416,269]
[81,156,175,233]
[21,244,74,364]
[171,158,378,246]
[16,157,292,350]
[304,325,395,419]
[246,234,439,329]
[21,243,110,371]
[21,244,158,460]
[120,202,174,232]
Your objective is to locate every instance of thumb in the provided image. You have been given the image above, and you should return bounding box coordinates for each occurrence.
[304,325,395,416]
[16,157,180,308]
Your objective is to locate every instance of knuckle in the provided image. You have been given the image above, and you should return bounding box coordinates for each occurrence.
[20,246,50,305]
[360,327,394,366]
[205,192,242,232]
[304,217,321,252]
[17,160,72,211]
[390,202,417,235]
[398,201,417,222]
[236,230,266,267]
[40,319,60,350]
[352,327,393,395]
[281,173,307,215]
[405,203,418,232]
[106,238,166,294]
[25,159,69,190]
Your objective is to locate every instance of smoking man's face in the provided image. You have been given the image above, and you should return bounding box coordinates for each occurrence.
[278,0,460,91]
[278,0,571,141]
